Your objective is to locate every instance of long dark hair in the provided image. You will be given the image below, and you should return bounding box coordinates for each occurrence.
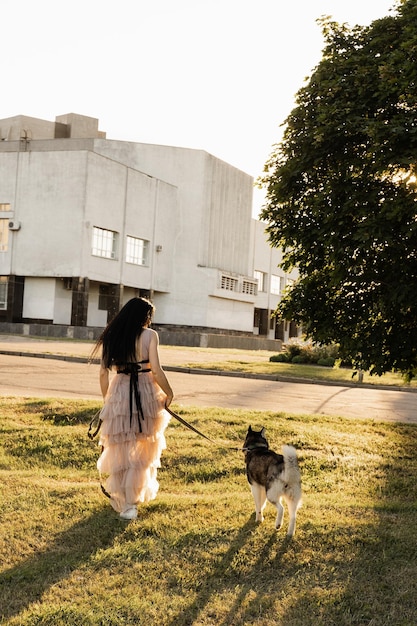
[91,297,155,368]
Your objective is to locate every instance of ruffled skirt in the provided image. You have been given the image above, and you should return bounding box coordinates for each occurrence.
[97,371,170,513]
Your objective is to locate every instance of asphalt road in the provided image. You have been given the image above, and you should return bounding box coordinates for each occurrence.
[0,351,416,424]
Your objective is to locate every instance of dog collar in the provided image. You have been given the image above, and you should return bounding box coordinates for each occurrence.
[242,443,269,451]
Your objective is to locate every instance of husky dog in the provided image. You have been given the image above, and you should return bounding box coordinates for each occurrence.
[243,426,302,537]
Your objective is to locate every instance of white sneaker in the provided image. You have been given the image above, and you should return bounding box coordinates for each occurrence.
[120,506,138,520]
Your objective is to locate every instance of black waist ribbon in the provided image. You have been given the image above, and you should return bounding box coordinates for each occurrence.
[117,361,151,432]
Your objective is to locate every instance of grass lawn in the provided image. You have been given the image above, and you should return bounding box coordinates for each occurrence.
[179,356,417,389]
[1,397,416,625]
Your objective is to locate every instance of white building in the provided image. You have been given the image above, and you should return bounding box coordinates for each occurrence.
[0,113,299,348]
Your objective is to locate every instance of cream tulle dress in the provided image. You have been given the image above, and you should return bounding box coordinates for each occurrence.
[97,328,171,513]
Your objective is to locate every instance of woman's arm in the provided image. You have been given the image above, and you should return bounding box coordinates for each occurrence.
[99,361,110,399]
[148,330,174,407]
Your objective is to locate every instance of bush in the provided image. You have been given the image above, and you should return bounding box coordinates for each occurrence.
[270,340,340,367]
[285,342,303,359]
[317,357,336,367]
[292,354,309,364]
[269,353,291,363]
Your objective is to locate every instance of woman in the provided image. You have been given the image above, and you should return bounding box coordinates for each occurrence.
[91,297,174,520]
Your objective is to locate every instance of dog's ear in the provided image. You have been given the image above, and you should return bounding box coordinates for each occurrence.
[260,427,266,437]
[248,425,253,433]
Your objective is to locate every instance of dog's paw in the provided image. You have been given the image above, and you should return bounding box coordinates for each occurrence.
[255,513,264,523]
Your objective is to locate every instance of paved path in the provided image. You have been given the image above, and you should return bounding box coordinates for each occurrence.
[0,337,416,423]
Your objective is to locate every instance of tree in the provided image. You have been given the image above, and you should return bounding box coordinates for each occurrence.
[260,0,417,378]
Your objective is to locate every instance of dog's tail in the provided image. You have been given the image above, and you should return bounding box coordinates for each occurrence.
[282,445,302,505]
[282,445,299,472]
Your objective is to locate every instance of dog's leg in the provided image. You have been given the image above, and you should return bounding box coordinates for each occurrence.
[285,497,298,538]
[251,483,267,522]
[266,490,284,530]
[275,498,284,531]
[266,482,285,531]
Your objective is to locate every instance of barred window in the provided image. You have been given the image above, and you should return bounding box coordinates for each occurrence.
[92,227,117,259]
[242,280,257,295]
[221,275,238,291]
[126,236,149,266]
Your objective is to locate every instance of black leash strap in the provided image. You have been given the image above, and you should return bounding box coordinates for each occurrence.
[87,410,110,498]
[165,406,217,444]
[88,410,102,440]
[89,404,230,448]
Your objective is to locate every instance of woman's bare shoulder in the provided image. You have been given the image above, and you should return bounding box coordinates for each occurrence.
[139,327,158,354]
[143,327,158,339]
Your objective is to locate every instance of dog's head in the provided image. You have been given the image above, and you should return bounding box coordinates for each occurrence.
[243,426,269,452]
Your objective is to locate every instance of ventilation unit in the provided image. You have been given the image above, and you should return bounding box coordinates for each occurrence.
[8,220,21,231]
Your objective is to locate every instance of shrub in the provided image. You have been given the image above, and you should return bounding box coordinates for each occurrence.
[292,354,309,364]
[269,353,291,363]
[285,342,303,359]
[270,340,341,367]
[317,357,336,367]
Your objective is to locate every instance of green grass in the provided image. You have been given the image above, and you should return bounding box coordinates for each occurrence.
[180,356,417,388]
[1,397,417,625]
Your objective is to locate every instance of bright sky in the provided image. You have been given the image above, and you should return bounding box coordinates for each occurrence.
[3,0,397,215]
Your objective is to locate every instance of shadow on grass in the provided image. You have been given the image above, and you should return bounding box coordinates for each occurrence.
[217,534,294,626]
[282,423,417,625]
[166,517,293,626]
[0,507,123,621]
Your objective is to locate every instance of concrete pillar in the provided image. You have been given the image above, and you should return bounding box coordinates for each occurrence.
[71,277,89,326]
[5,275,24,322]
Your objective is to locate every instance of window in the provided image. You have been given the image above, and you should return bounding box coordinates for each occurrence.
[242,280,257,296]
[271,275,281,295]
[221,275,238,292]
[92,227,117,259]
[254,270,266,292]
[0,203,11,211]
[0,220,9,252]
[126,236,149,266]
[0,277,8,309]
[220,273,257,295]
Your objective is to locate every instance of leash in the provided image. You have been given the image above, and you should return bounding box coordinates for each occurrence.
[166,406,243,451]
[88,409,102,440]
[88,405,218,445]
[88,405,242,450]
[165,406,218,444]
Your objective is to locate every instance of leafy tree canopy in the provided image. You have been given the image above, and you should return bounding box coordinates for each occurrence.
[260,0,417,378]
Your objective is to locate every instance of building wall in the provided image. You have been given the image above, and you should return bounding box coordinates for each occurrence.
[0,150,86,278]
[54,279,73,324]
[87,282,110,327]
[93,140,256,330]
[0,143,179,326]
[22,277,56,320]
[0,114,299,344]
[0,116,57,141]
[251,219,299,341]
[0,113,105,142]
[80,151,178,297]
[94,140,253,276]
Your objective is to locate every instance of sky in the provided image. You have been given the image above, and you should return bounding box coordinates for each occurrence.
[2,0,397,216]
